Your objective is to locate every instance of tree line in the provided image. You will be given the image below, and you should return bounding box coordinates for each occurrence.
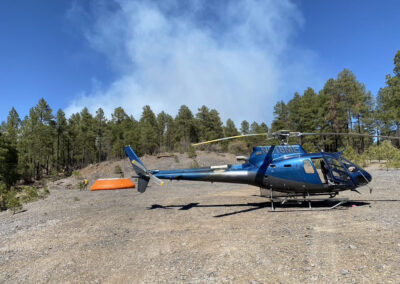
[0,102,269,184]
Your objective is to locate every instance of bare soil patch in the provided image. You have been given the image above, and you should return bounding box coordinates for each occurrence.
[1,152,400,283]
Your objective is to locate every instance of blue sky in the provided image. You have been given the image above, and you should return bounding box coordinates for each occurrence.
[0,0,399,125]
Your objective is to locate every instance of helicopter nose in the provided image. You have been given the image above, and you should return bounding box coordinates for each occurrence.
[353,169,372,185]
[352,169,372,186]
[361,170,372,182]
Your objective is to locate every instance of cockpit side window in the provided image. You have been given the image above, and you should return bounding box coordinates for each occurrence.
[303,159,315,174]
[340,157,358,173]
[325,157,348,180]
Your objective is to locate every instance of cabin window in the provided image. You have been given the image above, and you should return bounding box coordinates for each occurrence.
[303,160,315,174]
[284,164,291,168]
[270,164,276,168]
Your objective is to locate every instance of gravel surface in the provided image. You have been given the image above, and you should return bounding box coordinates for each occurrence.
[1,153,400,283]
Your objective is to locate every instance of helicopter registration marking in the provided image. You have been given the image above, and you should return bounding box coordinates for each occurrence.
[258,146,301,154]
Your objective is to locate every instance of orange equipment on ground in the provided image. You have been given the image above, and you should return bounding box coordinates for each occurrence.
[90,178,135,191]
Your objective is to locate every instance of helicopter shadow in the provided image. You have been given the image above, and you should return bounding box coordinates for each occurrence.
[148,200,370,218]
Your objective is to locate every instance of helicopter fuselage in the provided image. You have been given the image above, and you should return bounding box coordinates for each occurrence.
[150,146,372,195]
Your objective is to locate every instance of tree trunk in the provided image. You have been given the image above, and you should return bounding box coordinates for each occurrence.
[57,131,60,171]
[67,139,70,171]
[357,114,364,153]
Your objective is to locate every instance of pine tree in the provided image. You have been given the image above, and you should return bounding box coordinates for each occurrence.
[271,101,289,131]
[4,108,20,147]
[224,119,239,137]
[196,106,223,141]
[298,88,319,132]
[67,113,81,169]
[376,50,400,147]
[287,92,302,131]
[56,109,67,171]
[175,105,198,148]
[95,108,107,162]
[0,133,19,187]
[79,107,96,166]
[240,120,250,134]
[157,111,174,152]
[139,106,159,154]
[23,98,56,179]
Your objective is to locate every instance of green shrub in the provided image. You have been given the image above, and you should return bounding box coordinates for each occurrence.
[39,187,50,199]
[72,170,81,179]
[0,182,6,210]
[208,143,223,153]
[114,165,124,178]
[187,146,197,158]
[114,165,122,174]
[190,159,200,168]
[176,145,184,154]
[342,145,370,168]
[377,141,400,170]
[174,155,179,163]
[6,188,22,214]
[77,181,85,191]
[1,183,22,213]
[228,140,249,154]
[20,186,39,204]
[220,142,229,152]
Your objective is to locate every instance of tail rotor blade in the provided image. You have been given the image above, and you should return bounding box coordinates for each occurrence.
[150,175,165,187]
[131,159,164,187]
[130,159,148,175]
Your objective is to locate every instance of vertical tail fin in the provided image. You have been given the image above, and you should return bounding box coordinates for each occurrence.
[137,177,150,193]
[124,146,149,193]
[124,146,164,193]
[124,146,146,170]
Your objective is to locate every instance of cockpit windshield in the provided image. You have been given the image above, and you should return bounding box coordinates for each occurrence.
[324,156,349,181]
[339,157,359,173]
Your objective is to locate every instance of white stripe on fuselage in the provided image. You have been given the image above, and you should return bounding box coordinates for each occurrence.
[212,170,249,176]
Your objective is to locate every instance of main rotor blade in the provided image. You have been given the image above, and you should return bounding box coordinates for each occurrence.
[192,133,270,146]
[298,132,400,140]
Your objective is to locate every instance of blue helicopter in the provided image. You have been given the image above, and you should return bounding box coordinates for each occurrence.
[124,130,398,210]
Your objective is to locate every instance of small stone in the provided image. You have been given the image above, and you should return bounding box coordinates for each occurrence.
[348,245,357,249]
[341,269,350,275]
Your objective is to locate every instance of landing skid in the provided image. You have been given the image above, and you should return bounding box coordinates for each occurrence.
[266,188,348,212]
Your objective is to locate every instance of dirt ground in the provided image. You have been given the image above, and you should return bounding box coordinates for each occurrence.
[1,152,400,283]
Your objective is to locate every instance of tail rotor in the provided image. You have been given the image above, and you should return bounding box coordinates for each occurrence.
[124,146,164,193]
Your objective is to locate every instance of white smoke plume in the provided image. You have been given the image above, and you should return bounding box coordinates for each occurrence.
[65,0,322,125]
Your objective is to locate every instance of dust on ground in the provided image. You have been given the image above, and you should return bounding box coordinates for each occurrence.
[1,151,400,283]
